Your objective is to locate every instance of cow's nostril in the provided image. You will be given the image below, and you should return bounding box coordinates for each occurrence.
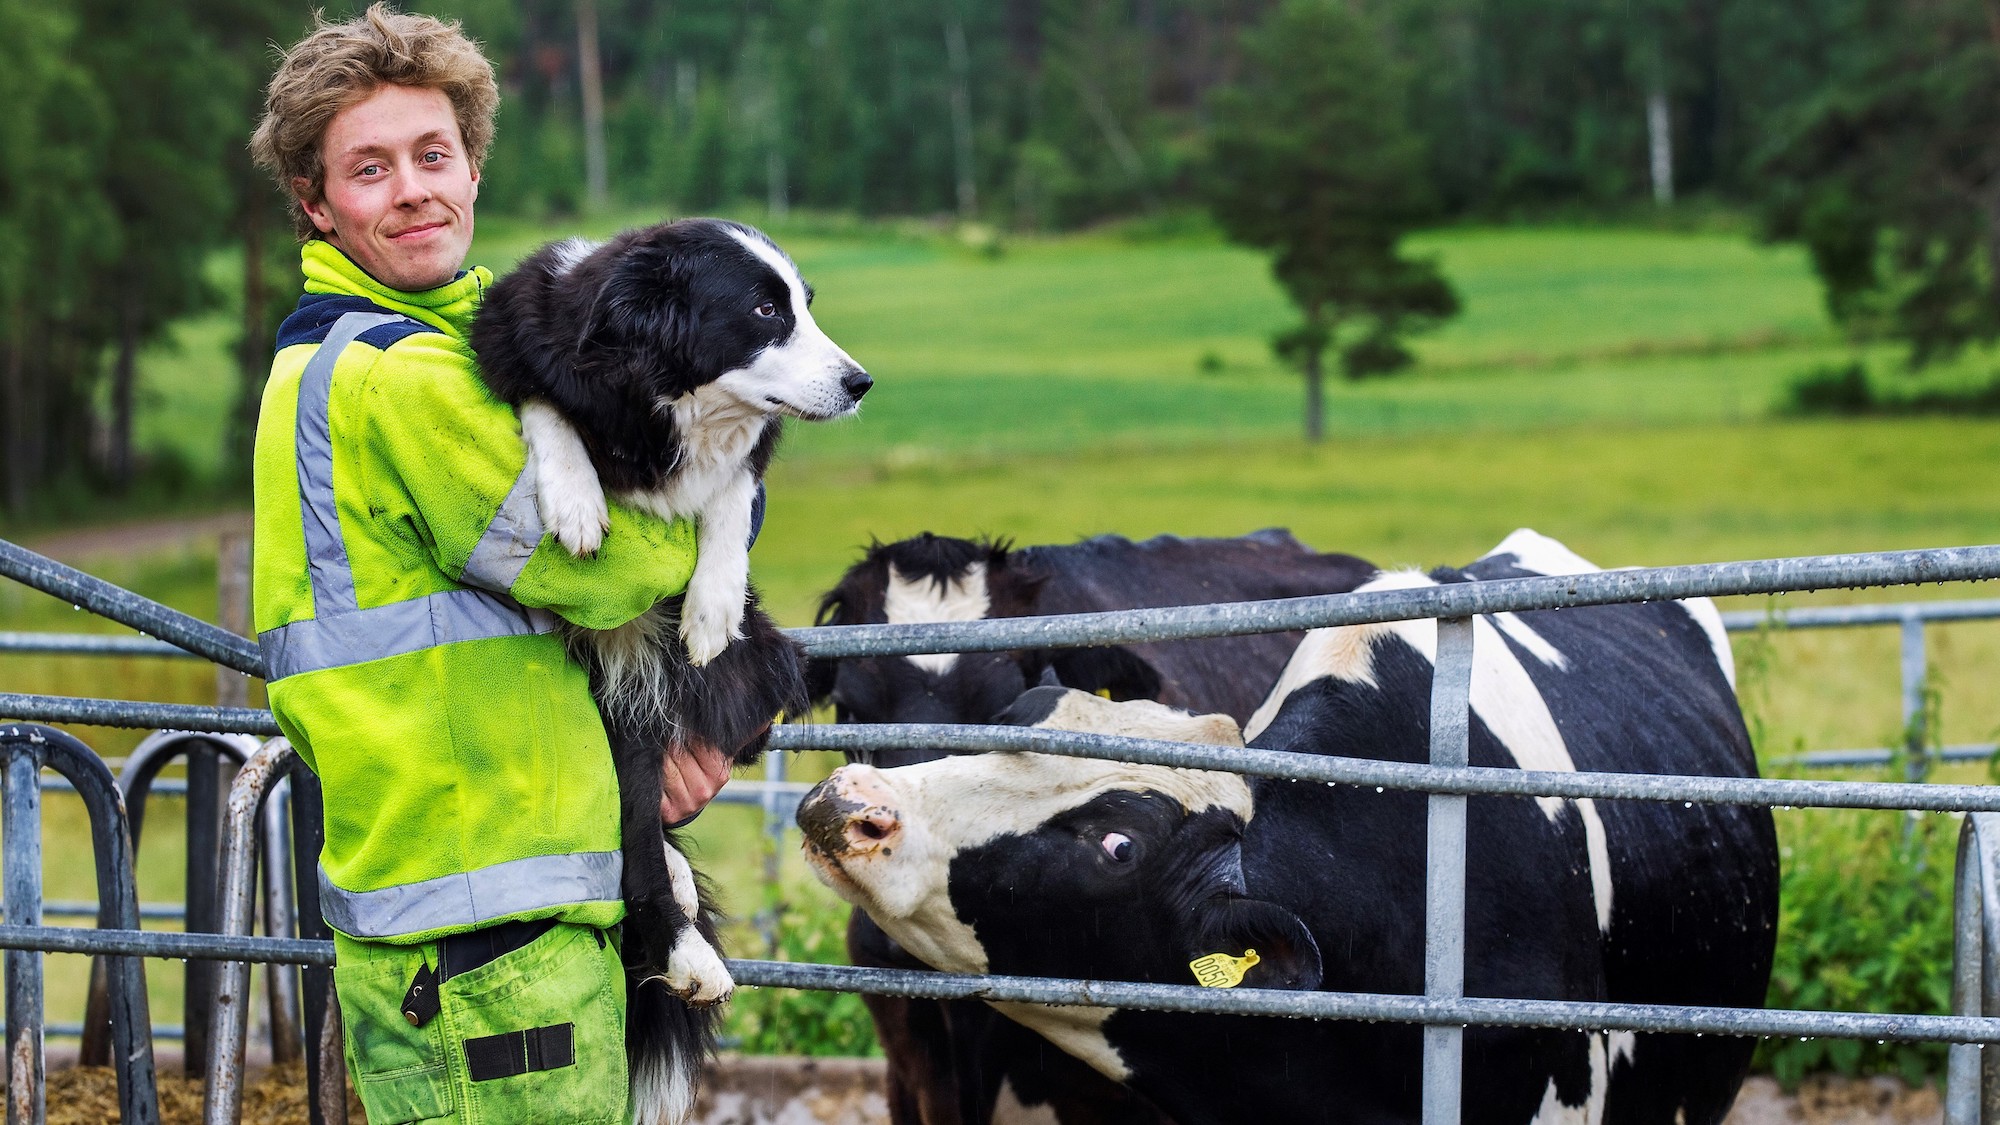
[844,808,900,851]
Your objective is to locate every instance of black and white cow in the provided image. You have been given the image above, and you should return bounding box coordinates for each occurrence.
[811,530,1374,1124]
[798,531,1779,1125]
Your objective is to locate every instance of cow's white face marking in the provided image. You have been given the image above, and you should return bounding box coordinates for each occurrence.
[717,228,865,421]
[1246,567,1616,933]
[1483,527,1735,688]
[884,562,991,674]
[801,693,1247,1080]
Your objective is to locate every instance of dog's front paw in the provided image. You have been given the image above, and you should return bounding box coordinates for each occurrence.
[540,485,609,557]
[661,935,735,1006]
[679,597,743,666]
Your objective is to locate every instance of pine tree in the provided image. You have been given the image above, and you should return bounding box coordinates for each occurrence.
[1203,0,1458,442]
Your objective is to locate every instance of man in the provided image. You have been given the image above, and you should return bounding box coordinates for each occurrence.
[249,7,728,1120]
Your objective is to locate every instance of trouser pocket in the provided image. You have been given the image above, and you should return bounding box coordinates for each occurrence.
[334,954,453,1124]
[441,922,628,1125]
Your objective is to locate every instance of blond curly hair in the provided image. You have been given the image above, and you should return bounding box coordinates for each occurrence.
[251,4,498,241]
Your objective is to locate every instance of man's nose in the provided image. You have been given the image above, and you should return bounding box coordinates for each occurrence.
[390,163,432,206]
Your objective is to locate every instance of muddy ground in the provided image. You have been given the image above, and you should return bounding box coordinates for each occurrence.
[42,1060,1943,1124]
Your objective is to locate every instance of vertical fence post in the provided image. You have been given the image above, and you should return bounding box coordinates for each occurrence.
[1423,617,1474,1125]
[288,768,346,1125]
[1949,816,1984,1122]
[4,740,43,1125]
[1902,613,1929,783]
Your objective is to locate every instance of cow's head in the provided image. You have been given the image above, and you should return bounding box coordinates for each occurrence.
[809,535,1162,764]
[797,687,1321,1078]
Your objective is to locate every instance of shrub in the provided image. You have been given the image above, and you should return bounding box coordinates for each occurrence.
[1754,807,1956,1088]
[721,892,882,1057]
[1784,362,1876,415]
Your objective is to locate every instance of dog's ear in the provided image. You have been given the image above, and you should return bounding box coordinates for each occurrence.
[575,240,694,396]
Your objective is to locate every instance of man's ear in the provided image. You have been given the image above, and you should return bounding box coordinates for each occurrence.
[294,179,336,236]
[1036,645,1162,702]
[1187,896,1322,991]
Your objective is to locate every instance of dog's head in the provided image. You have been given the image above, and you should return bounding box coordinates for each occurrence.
[553,218,870,421]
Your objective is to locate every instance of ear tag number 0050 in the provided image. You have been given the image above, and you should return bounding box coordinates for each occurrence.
[1189,949,1259,988]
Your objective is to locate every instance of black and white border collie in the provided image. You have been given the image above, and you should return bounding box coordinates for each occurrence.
[471,218,870,1124]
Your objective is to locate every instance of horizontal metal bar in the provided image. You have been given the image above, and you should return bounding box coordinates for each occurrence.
[0,925,333,966]
[1776,744,1999,769]
[45,1023,183,1041]
[41,776,187,797]
[729,961,1999,1043]
[771,724,2000,814]
[0,538,264,675]
[787,544,2000,658]
[3,926,1992,1044]
[0,632,198,658]
[4,903,185,922]
[1721,599,2000,632]
[0,694,280,736]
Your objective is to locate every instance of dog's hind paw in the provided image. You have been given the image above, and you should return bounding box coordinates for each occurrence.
[660,936,735,1006]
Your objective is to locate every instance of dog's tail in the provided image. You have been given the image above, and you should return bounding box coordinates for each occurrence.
[625,971,719,1125]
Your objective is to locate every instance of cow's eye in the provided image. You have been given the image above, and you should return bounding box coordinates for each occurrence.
[1100,832,1133,862]
[754,301,779,318]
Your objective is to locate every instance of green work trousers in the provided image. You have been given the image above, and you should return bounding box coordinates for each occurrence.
[332,922,628,1124]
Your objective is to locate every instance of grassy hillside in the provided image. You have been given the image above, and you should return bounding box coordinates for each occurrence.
[9,216,2000,1061]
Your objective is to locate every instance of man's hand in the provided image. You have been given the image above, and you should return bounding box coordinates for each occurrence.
[660,738,734,827]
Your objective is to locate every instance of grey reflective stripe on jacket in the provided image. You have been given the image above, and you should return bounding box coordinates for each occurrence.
[317,851,624,939]
[258,310,555,683]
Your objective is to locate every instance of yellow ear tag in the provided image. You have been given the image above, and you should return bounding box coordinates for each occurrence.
[1189,949,1260,988]
[1095,688,1113,699]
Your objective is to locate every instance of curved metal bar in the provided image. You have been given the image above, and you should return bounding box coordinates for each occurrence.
[786,544,2000,659]
[0,725,156,1125]
[1948,818,1984,1121]
[202,739,302,1125]
[80,732,257,1069]
[0,540,262,675]
[262,776,302,1065]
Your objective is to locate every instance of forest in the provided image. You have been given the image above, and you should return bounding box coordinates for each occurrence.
[1,0,1995,515]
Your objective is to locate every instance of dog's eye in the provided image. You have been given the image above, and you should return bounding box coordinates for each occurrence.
[754,301,779,318]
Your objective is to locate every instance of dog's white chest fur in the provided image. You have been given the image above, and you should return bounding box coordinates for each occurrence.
[519,392,761,668]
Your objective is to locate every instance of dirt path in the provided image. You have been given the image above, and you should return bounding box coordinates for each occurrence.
[22,510,250,564]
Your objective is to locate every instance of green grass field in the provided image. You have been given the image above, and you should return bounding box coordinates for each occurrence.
[8,216,2000,1061]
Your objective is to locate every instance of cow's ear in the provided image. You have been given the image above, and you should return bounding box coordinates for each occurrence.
[1041,645,1163,702]
[1188,897,1322,991]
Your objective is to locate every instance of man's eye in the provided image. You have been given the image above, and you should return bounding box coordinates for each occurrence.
[360,164,384,177]
[422,151,443,164]
[754,301,779,318]
[1100,832,1133,862]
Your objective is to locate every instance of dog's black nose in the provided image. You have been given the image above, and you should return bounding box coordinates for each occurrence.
[842,368,874,402]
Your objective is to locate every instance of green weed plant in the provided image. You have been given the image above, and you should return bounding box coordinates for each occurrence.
[1755,806,1956,1087]
[720,892,881,1058]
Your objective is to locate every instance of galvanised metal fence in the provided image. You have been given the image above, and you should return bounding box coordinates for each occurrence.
[10,536,2000,1122]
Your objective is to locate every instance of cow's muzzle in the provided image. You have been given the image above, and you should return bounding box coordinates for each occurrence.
[797,767,902,858]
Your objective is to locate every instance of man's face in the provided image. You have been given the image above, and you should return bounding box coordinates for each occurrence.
[298,83,479,292]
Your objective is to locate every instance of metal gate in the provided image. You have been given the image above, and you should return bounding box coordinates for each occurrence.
[7,536,2000,1123]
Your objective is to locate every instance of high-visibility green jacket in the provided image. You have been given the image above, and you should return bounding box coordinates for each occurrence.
[253,240,698,944]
